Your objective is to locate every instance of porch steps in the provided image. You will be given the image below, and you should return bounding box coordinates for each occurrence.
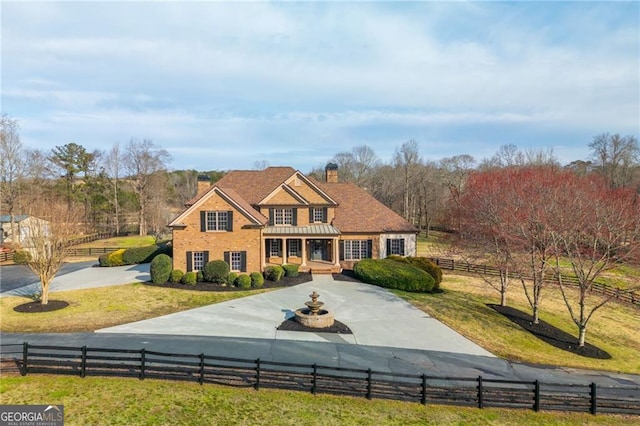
[310,267,342,275]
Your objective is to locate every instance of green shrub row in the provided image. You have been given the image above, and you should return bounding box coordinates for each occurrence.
[387,255,443,292]
[99,244,171,267]
[282,264,299,277]
[264,265,284,282]
[353,258,435,293]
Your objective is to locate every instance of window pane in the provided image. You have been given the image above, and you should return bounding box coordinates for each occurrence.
[231,251,241,271]
[193,252,204,270]
[313,208,323,223]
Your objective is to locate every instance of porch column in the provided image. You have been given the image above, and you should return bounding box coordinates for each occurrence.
[282,238,287,265]
[333,237,340,266]
[301,238,307,266]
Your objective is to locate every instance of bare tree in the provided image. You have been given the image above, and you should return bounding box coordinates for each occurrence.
[253,160,270,170]
[440,154,476,231]
[589,133,640,189]
[0,114,25,243]
[22,201,84,304]
[415,161,447,238]
[124,139,171,236]
[106,143,122,235]
[394,140,421,221]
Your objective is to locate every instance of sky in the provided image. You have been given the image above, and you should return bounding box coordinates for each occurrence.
[1,1,639,172]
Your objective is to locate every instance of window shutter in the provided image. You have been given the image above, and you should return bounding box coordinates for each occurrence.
[240,251,247,272]
[309,208,314,223]
[203,251,209,265]
[367,240,373,259]
[297,240,302,257]
[186,251,193,272]
[322,207,328,223]
[227,211,233,231]
[292,208,297,226]
[269,208,274,226]
[224,251,230,267]
[200,211,206,232]
[386,239,391,257]
[339,240,345,261]
[400,239,405,256]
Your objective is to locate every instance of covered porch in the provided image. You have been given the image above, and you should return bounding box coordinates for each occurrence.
[262,225,342,274]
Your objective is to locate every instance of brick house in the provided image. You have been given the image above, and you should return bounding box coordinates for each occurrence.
[169,164,418,274]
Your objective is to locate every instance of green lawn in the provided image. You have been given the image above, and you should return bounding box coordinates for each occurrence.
[74,235,156,248]
[1,376,635,425]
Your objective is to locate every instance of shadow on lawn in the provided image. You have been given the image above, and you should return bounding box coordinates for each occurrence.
[488,304,611,359]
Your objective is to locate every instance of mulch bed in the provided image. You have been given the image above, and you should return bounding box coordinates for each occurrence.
[13,300,69,313]
[332,270,361,282]
[144,272,313,292]
[488,304,611,359]
[277,318,353,334]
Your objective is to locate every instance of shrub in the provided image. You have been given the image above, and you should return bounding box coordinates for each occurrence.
[282,264,299,277]
[170,269,184,283]
[228,272,238,286]
[100,249,126,267]
[196,270,204,282]
[203,260,230,284]
[13,250,31,265]
[122,244,167,265]
[182,271,197,285]
[150,254,172,284]
[354,258,434,293]
[264,265,284,282]
[387,256,443,292]
[236,274,251,289]
[250,272,264,288]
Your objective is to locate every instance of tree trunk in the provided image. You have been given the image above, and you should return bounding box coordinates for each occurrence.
[500,288,507,307]
[532,306,539,324]
[40,277,50,305]
[578,325,587,347]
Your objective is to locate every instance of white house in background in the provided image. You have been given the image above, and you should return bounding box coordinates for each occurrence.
[0,215,50,248]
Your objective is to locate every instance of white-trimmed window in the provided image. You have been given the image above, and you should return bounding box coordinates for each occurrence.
[192,251,205,271]
[343,240,371,261]
[288,239,300,257]
[313,208,324,223]
[230,251,242,271]
[204,211,229,231]
[387,238,405,256]
[270,239,282,257]
[274,208,293,225]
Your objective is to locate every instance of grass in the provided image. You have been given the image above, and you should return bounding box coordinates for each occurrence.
[74,235,156,249]
[0,284,267,333]
[394,273,640,374]
[1,375,637,425]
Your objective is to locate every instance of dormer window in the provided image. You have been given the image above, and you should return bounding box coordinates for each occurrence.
[269,208,297,226]
[310,207,328,224]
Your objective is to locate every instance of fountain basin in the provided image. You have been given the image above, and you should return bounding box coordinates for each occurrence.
[294,308,335,329]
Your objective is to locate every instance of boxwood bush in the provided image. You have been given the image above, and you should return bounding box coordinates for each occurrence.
[150,254,172,284]
[203,260,230,284]
[12,250,31,265]
[181,271,197,285]
[387,255,443,292]
[264,265,284,282]
[99,249,126,267]
[236,274,251,289]
[196,270,204,283]
[228,272,238,286]
[250,272,264,288]
[354,258,434,293]
[282,264,299,277]
[122,244,171,265]
[170,269,184,283]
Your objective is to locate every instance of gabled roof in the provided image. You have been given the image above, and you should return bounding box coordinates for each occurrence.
[0,215,30,223]
[315,181,418,234]
[217,167,299,205]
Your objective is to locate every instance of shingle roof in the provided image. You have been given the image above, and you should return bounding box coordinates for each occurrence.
[0,215,29,223]
[316,181,418,234]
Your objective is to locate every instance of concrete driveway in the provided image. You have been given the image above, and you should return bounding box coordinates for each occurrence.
[97,275,493,357]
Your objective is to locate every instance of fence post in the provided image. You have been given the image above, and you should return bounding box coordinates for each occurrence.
[366,369,372,400]
[312,364,317,395]
[255,359,261,390]
[533,380,540,412]
[80,346,87,378]
[21,342,28,376]
[139,348,146,380]
[421,374,427,405]
[590,382,597,415]
[199,353,204,385]
[477,376,484,409]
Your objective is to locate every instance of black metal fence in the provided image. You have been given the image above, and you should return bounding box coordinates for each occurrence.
[2,343,638,416]
[429,257,639,307]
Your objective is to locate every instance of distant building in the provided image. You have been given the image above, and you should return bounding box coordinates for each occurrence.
[0,214,49,248]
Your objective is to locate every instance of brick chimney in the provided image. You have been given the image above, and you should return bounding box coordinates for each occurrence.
[197,174,211,194]
[325,163,338,183]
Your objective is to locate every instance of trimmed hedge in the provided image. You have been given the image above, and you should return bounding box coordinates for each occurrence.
[228,272,238,286]
[264,265,284,282]
[387,255,443,292]
[203,260,230,284]
[182,271,197,285]
[170,269,184,283]
[250,272,264,288]
[150,254,172,285]
[196,270,204,283]
[236,274,251,289]
[354,258,435,293]
[121,243,171,265]
[13,250,31,265]
[282,264,299,277]
[99,249,126,267]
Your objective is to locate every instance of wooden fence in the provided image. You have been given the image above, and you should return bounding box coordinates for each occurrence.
[1,343,638,416]
[63,247,126,257]
[429,258,639,307]
[0,250,14,263]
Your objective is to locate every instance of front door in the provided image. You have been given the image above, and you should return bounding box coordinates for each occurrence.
[310,240,326,261]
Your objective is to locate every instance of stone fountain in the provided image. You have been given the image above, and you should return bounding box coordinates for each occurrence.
[294,291,335,328]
